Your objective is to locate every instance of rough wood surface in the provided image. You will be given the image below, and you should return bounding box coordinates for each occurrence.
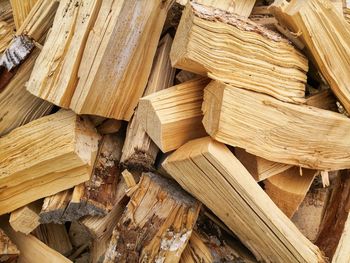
[170,2,308,104]
[270,0,350,114]
[264,167,316,218]
[103,173,201,263]
[10,0,38,29]
[0,228,19,263]
[235,148,292,181]
[0,110,100,215]
[138,77,209,153]
[306,89,337,111]
[202,80,350,170]
[194,0,256,17]
[163,137,324,263]
[9,201,42,235]
[121,34,175,170]
[0,20,14,54]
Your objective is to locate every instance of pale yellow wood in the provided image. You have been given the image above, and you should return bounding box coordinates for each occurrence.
[265,167,317,218]
[194,0,256,17]
[202,80,350,170]
[163,137,324,262]
[10,0,38,29]
[270,0,350,114]
[170,2,308,104]
[138,77,209,152]
[0,110,100,215]
[9,201,42,235]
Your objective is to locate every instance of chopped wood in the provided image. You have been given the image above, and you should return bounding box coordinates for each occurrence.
[0,0,13,23]
[270,0,350,114]
[0,21,14,54]
[40,133,122,223]
[202,80,350,170]
[0,218,72,263]
[330,0,345,15]
[33,223,73,256]
[194,0,256,17]
[97,119,122,134]
[264,167,317,218]
[163,137,324,262]
[0,110,100,215]
[235,148,292,181]
[0,228,19,263]
[103,173,201,263]
[121,170,137,189]
[170,2,308,104]
[10,0,38,30]
[120,34,175,171]
[9,201,42,235]
[306,89,338,111]
[315,170,350,260]
[138,77,209,152]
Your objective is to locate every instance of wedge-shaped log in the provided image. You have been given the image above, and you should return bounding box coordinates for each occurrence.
[0,110,100,215]
[265,167,316,218]
[203,81,350,170]
[270,0,350,113]
[103,173,201,263]
[163,137,324,263]
[138,78,209,152]
[170,2,308,103]
[27,0,174,120]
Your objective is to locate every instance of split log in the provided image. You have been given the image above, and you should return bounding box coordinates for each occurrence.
[270,0,350,114]
[202,81,350,170]
[0,110,100,215]
[163,137,324,263]
[27,0,174,120]
[0,21,14,54]
[9,201,42,235]
[103,173,201,263]
[0,228,19,263]
[40,133,122,223]
[0,218,72,263]
[10,0,38,29]
[194,0,256,17]
[138,77,209,152]
[235,148,292,181]
[264,167,317,218]
[315,170,350,261]
[121,34,175,171]
[170,2,308,103]
[33,223,73,256]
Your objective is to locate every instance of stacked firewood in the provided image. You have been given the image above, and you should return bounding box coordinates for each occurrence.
[1,0,350,262]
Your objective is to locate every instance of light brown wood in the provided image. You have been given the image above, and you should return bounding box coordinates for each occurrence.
[194,0,256,17]
[0,228,19,263]
[0,20,14,54]
[33,223,73,256]
[163,137,324,263]
[264,167,317,218]
[10,0,38,29]
[306,89,337,111]
[235,148,292,181]
[270,0,350,114]
[175,70,199,83]
[103,173,201,263]
[97,119,122,134]
[170,2,308,104]
[138,77,209,153]
[202,80,350,170]
[9,201,42,235]
[120,34,175,170]
[0,110,100,215]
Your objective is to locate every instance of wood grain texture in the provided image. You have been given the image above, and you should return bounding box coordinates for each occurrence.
[0,228,19,263]
[9,201,41,235]
[170,2,308,104]
[10,0,38,29]
[194,0,256,17]
[202,81,350,170]
[163,137,324,263]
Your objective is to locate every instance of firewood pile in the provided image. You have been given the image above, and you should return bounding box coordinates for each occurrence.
[1,0,350,262]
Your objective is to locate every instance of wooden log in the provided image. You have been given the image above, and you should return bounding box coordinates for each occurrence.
[163,137,324,263]
[235,148,292,181]
[0,110,100,215]
[202,80,350,170]
[270,0,350,114]
[170,2,308,104]
[0,218,72,263]
[138,77,209,153]
[0,228,19,263]
[264,167,317,218]
[9,201,42,235]
[40,133,122,223]
[27,0,174,121]
[33,223,73,256]
[0,21,14,54]
[120,34,175,171]
[194,0,256,17]
[315,170,350,261]
[10,0,38,29]
[103,173,201,263]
